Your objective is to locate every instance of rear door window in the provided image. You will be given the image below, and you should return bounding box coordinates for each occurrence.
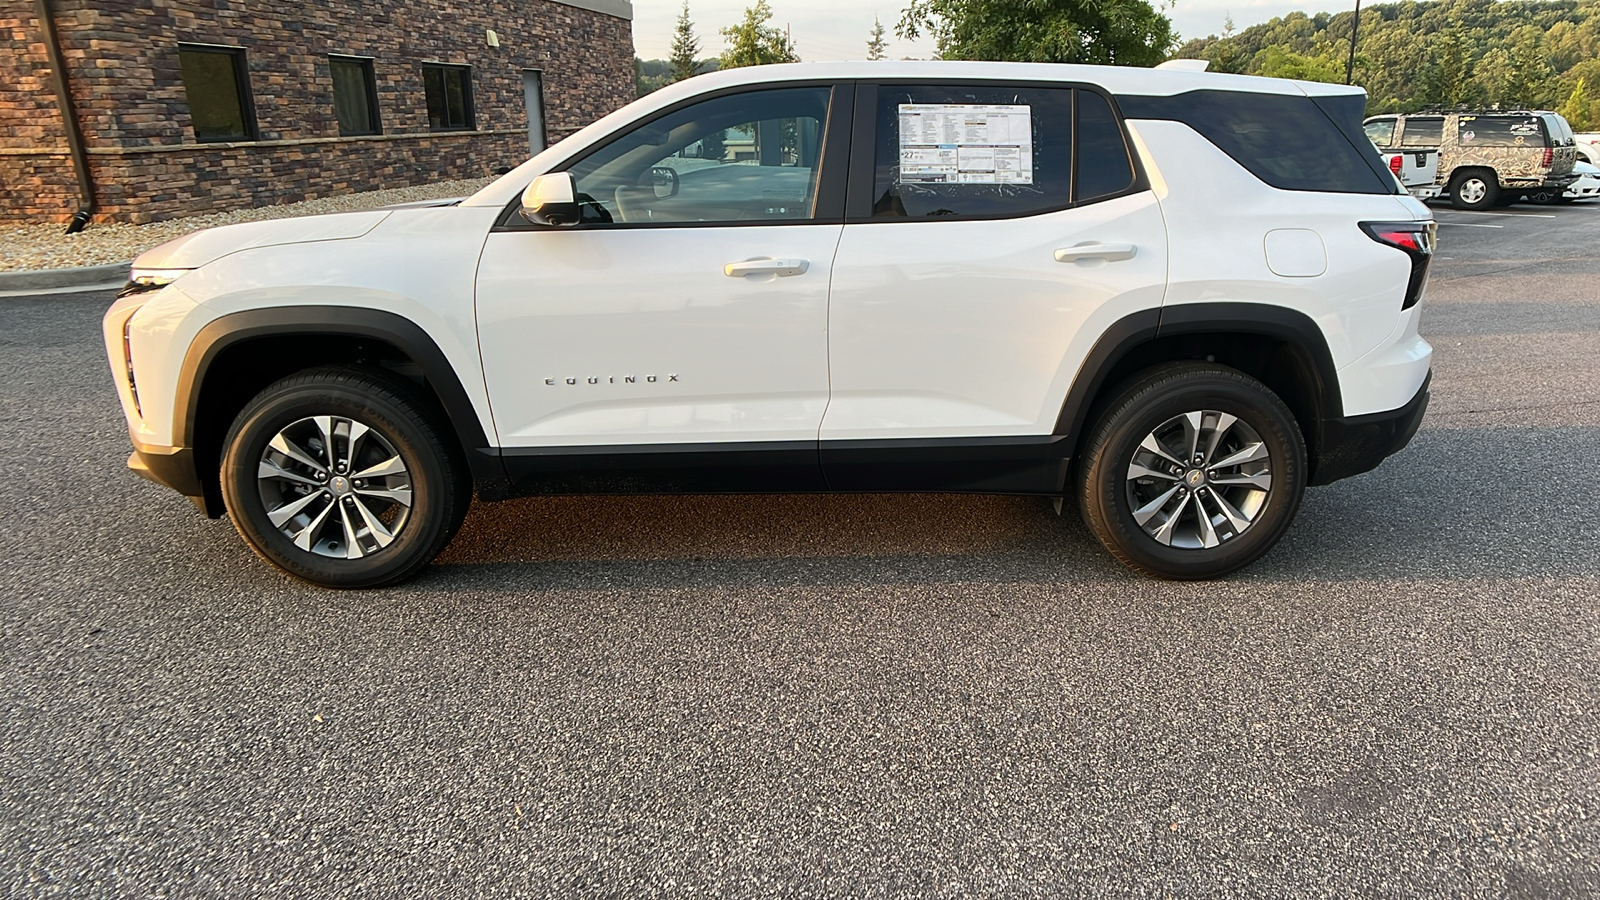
[868,84,1073,219]
[1399,117,1443,148]
[1458,115,1545,148]
[1075,91,1136,201]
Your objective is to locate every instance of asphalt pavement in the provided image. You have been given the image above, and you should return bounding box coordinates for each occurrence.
[3,202,1598,897]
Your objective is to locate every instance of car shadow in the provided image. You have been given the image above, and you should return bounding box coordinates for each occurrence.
[412,424,1600,593]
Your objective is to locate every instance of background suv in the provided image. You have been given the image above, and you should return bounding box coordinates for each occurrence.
[1364,110,1580,209]
[105,61,1434,587]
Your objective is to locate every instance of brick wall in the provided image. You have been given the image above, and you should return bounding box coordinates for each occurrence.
[0,0,634,224]
[0,10,80,220]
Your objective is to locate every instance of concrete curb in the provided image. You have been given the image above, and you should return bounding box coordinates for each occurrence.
[0,261,131,296]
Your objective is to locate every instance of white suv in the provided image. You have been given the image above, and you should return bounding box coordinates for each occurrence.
[103,61,1435,587]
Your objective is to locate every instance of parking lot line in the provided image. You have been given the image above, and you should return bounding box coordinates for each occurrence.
[1438,222,1503,228]
[1438,211,1558,218]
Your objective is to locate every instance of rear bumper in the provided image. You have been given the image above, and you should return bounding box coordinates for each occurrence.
[1503,175,1577,189]
[1311,371,1431,486]
[128,439,215,516]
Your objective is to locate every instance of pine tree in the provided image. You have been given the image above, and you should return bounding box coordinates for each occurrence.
[867,16,888,60]
[1420,32,1474,110]
[669,2,702,82]
[1498,31,1554,108]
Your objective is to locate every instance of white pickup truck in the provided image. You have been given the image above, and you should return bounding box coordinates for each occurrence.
[1385,149,1442,201]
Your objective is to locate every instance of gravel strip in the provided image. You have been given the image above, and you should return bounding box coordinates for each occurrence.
[0,177,499,273]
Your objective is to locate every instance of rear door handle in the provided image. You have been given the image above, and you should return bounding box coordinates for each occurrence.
[1054,243,1137,263]
[724,258,810,277]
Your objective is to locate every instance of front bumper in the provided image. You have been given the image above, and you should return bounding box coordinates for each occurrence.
[1311,371,1431,486]
[128,437,216,516]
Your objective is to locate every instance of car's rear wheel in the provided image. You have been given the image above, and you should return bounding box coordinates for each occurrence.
[1449,170,1501,210]
[1077,363,1306,579]
[220,366,469,588]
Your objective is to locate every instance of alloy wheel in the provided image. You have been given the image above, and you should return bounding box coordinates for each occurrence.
[256,415,413,559]
[1125,410,1273,550]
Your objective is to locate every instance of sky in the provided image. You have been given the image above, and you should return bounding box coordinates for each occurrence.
[627,0,1338,63]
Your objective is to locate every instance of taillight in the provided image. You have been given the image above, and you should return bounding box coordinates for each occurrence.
[1361,221,1437,310]
[1543,146,1553,167]
[1389,155,1404,176]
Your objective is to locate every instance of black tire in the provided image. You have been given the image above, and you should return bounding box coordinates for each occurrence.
[220,366,470,588]
[1449,170,1501,210]
[1076,363,1307,580]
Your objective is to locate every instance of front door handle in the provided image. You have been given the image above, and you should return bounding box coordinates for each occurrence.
[1054,243,1137,263]
[724,258,810,278]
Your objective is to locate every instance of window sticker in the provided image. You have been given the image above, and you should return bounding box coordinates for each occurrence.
[897,104,1034,185]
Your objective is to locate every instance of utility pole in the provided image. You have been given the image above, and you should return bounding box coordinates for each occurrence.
[1345,0,1362,85]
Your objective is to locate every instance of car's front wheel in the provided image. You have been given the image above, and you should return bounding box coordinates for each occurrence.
[1077,363,1306,579]
[220,366,469,588]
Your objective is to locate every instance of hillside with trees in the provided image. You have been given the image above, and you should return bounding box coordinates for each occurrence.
[1175,0,1600,125]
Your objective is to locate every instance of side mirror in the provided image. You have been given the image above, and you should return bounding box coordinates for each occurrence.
[646,166,679,200]
[520,172,582,226]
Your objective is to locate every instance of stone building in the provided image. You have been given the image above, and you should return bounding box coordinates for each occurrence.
[3,0,634,225]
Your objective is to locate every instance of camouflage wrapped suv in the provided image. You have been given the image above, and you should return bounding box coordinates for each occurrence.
[1364,111,1579,210]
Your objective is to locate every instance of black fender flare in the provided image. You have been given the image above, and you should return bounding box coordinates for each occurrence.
[177,306,509,509]
[1052,301,1343,462]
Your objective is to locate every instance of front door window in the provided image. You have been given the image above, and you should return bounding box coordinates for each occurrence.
[566,86,831,226]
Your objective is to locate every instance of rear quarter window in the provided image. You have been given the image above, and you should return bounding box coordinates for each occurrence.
[1458,115,1546,148]
[1119,90,1395,195]
[1541,114,1575,146]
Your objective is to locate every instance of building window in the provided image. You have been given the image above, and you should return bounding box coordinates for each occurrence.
[330,55,381,136]
[422,64,474,131]
[178,45,256,142]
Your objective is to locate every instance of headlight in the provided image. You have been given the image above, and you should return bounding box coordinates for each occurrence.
[118,267,190,298]
[123,314,142,418]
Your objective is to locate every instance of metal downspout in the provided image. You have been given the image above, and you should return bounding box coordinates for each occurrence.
[35,0,96,234]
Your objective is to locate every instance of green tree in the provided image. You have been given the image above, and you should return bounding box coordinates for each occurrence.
[1169,0,1600,113]
[1418,31,1475,109]
[634,58,672,96]
[898,0,1175,67]
[1252,45,1343,82]
[1498,31,1554,108]
[1559,58,1600,128]
[719,1,800,69]
[1560,77,1591,130]
[669,2,702,82]
[867,16,888,59]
